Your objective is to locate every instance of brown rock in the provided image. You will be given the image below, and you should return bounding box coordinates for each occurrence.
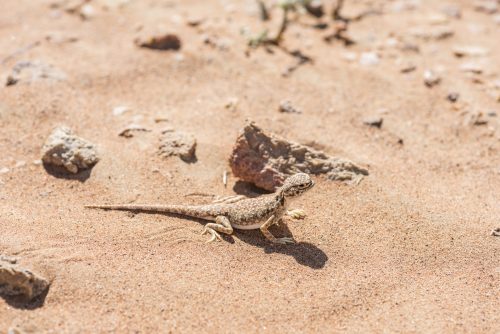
[158,129,196,162]
[135,33,181,51]
[0,260,49,301]
[229,122,368,191]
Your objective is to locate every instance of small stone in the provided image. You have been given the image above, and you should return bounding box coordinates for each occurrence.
[391,0,420,12]
[112,106,130,116]
[6,61,67,86]
[118,124,151,138]
[224,98,239,112]
[0,255,17,264]
[45,32,79,44]
[32,160,42,166]
[487,111,497,117]
[0,261,49,301]
[459,62,483,74]
[41,126,99,174]
[158,129,196,162]
[491,227,500,236]
[79,4,96,20]
[427,13,449,25]
[423,70,441,87]
[474,1,498,14]
[453,46,488,57]
[441,4,462,18]
[341,52,357,62]
[174,53,185,62]
[447,92,460,103]
[135,33,181,51]
[14,161,26,168]
[359,52,380,66]
[410,26,454,40]
[279,100,302,114]
[400,63,417,73]
[0,167,9,174]
[363,116,383,128]
[305,0,324,17]
[186,16,204,27]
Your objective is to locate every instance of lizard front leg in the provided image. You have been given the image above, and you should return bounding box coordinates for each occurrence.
[201,216,234,243]
[260,215,295,245]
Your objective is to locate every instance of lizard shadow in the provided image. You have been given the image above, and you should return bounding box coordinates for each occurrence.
[0,286,50,310]
[43,162,93,182]
[235,224,328,270]
[123,211,327,269]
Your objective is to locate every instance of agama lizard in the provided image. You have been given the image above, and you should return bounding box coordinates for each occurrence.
[85,173,314,244]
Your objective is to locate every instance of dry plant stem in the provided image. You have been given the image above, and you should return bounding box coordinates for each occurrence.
[332,0,346,21]
[266,7,290,45]
[256,0,270,21]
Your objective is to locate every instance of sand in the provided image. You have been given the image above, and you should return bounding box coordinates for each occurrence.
[1,0,499,332]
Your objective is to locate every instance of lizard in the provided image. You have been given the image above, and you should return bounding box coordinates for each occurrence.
[85,173,315,244]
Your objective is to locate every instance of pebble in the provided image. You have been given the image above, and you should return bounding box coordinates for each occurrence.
[474,0,498,14]
[427,13,449,25]
[410,26,454,40]
[440,4,462,19]
[363,116,383,128]
[459,62,483,74]
[0,167,9,174]
[118,124,151,138]
[6,61,67,86]
[359,52,380,66]
[80,4,96,20]
[14,161,26,168]
[112,106,130,116]
[423,70,441,87]
[400,63,417,73]
[447,92,460,103]
[453,46,488,57]
[135,33,181,51]
[279,100,302,114]
[342,52,357,62]
[224,98,239,112]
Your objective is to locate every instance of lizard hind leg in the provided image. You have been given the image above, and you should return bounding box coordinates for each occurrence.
[201,216,234,243]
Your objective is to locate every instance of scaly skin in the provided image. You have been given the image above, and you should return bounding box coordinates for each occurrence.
[85,173,315,244]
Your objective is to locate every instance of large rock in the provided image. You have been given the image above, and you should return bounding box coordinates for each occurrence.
[0,260,49,301]
[41,126,99,173]
[229,122,368,191]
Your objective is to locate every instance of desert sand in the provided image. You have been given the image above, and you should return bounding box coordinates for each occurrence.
[1,0,499,333]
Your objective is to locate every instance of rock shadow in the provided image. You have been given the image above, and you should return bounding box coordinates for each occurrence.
[43,162,93,182]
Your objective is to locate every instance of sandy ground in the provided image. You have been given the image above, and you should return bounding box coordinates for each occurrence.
[1,0,499,333]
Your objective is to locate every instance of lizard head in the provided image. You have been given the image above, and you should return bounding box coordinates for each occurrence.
[280,173,314,198]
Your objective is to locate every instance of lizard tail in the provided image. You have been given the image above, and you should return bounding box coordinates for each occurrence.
[84,204,198,216]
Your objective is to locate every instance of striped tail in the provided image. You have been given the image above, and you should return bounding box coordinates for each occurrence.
[84,204,206,218]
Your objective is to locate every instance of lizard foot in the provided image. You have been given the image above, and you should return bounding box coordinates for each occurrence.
[286,209,306,220]
[273,237,296,245]
[201,227,222,243]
